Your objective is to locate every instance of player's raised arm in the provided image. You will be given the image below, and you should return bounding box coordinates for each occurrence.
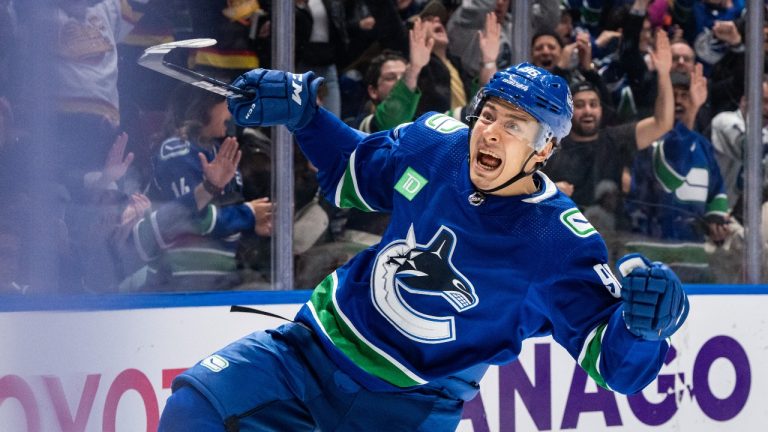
[227,68,401,212]
[228,69,325,131]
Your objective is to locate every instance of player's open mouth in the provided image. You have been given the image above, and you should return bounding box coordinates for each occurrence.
[477,150,502,170]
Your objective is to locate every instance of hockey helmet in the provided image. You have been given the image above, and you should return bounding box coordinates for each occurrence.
[469,62,573,151]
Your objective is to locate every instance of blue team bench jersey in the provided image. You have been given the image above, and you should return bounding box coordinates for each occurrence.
[293,109,668,394]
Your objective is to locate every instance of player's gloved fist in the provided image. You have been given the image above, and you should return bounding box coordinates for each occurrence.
[228,69,324,131]
[617,253,689,341]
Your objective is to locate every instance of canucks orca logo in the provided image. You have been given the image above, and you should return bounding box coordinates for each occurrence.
[371,225,478,343]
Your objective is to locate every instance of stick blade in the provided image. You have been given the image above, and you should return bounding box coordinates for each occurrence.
[138,38,242,97]
[143,38,218,55]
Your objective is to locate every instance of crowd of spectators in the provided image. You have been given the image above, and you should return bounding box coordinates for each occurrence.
[0,0,766,294]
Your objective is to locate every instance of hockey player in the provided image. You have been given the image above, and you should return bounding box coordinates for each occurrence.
[158,63,689,431]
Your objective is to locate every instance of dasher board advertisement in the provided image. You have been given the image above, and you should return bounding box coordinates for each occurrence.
[0,290,761,432]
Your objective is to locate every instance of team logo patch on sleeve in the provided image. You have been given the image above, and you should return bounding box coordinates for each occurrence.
[200,354,229,372]
[424,113,468,134]
[560,208,597,237]
[395,167,428,201]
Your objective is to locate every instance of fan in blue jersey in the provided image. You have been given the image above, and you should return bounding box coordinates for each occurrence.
[147,90,273,291]
[159,64,689,431]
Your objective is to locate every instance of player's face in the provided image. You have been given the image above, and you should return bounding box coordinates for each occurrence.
[469,99,548,194]
[201,101,231,139]
[531,35,561,71]
[368,60,407,103]
[571,90,601,138]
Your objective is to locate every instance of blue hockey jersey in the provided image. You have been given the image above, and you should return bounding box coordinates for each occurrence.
[147,137,256,289]
[292,109,670,395]
[627,122,729,241]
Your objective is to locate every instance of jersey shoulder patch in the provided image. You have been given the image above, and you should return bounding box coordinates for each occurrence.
[559,208,597,238]
[423,113,468,134]
[160,138,191,161]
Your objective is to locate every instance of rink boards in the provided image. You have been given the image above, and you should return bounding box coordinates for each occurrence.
[0,286,764,432]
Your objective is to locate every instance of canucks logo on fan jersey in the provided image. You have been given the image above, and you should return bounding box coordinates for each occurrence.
[371,225,478,344]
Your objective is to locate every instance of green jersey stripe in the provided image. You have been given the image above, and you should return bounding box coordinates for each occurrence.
[308,272,427,387]
[164,249,237,272]
[333,151,375,212]
[578,323,610,389]
[200,205,217,235]
[653,142,685,192]
[706,193,729,215]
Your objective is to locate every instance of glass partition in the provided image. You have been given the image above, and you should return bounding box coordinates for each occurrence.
[1,0,765,304]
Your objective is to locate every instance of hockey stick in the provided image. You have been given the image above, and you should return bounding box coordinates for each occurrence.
[137,38,254,99]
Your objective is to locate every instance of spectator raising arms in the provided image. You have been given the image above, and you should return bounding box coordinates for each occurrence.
[544,29,674,222]
[625,66,731,282]
[146,88,272,291]
[352,16,433,134]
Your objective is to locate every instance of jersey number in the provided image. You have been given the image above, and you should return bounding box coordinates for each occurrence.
[171,177,191,198]
[593,263,621,298]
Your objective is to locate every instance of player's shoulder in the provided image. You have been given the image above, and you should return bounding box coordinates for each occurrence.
[395,112,468,141]
[531,173,605,245]
[416,112,468,135]
[158,137,192,161]
[392,112,469,156]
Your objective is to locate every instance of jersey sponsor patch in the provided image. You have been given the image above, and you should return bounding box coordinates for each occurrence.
[424,113,468,134]
[395,167,428,201]
[560,208,597,237]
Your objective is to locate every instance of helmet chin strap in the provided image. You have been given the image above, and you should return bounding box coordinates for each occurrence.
[475,150,542,194]
[465,107,554,204]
